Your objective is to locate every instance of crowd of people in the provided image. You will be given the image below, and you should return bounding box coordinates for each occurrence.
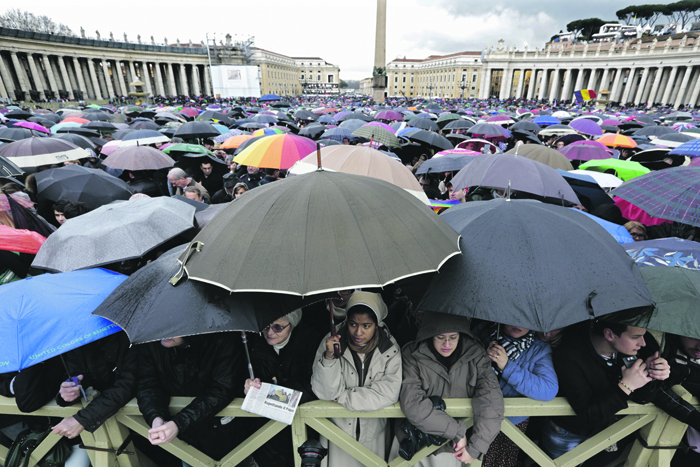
[1,95,699,467]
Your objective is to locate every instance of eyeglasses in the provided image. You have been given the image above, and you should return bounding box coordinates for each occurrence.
[433,335,459,343]
[263,323,291,334]
[630,232,646,239]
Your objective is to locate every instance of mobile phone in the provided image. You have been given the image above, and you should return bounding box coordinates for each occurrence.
[621,355,637,369]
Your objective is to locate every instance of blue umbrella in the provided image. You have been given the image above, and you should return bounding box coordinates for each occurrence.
[533,116,560,126]
[259,94,281,102]
[0,268,126,372]
[569,208,633,244]
[625,237,700,270]
[669,138,700,157]
[211,123,230,135]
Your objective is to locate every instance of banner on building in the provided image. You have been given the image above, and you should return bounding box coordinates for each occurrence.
[210,65,261,98]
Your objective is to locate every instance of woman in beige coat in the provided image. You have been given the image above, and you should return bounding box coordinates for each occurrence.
[311,291,402,466]
[396,312,504,466]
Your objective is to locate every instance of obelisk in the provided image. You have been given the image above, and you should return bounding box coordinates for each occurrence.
[372,0,388,103]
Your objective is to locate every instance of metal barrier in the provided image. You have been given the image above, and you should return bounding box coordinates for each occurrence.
[0,387,696,467]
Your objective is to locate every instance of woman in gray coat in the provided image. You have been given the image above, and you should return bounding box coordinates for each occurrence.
[396,312,504,466]
[311,291,402,466]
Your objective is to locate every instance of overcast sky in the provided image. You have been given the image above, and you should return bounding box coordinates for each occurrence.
[4,0,678,80]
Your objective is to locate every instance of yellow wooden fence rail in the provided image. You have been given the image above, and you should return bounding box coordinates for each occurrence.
[0,387,696,467]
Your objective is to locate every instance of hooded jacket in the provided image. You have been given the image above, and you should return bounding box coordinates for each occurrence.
[399,313,504,461]
[311,292,402,465]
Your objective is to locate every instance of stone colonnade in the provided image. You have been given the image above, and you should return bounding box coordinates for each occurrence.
[479,64,700,108]
[0,51,212,101]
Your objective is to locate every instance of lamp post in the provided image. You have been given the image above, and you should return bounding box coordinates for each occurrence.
[459,78,468,100]
[427,77,435,100]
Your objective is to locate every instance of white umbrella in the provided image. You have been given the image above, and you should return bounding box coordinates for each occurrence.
[569,170,623,189]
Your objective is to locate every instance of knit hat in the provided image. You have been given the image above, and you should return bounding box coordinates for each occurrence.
[284,308,302,328]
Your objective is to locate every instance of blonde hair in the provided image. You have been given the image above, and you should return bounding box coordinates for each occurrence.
[624,221,647,235]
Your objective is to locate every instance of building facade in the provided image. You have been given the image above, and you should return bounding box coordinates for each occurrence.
[480,33,700,107]
[0,26,339,101]
[383,51,483,99]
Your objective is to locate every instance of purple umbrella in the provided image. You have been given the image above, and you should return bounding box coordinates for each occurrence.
[451,153,581,205]
[570,119,603,136]
[602,119,621,126]
[558,145,612,161]
[362,121,395,133]
[15,121,51,134]
[334,111,353,122]
[375,110,403,121]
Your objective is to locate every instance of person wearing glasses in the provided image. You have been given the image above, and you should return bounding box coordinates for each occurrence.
[396,313,503,466]
[624,221,648,242]
[243,309,324,467]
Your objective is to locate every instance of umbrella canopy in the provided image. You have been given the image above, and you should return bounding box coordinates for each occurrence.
[0,127,38,142]
[406,118,440,132]
[596,133,637,148]
[375,110,403,121]
[351,125,400,147]
[558,144,612,161]
[103,145,175,171]
[174,121,220,140]
[118,129,170,147]
[92,245,332,343]
[669,138,700,157]
[444,119,475,130]
[634,126,676,137]
[626,237,700,270]
[611,166,700,227]
[53,133,97,150]
[406,130,453,151]
[467,123,511,137]
[556,169,616,211]
[36,164,133,207]
[0,225,45,254]
[233,133,316,170]
[568,169,623,189]
[32,197,195,272]
[653,133,696,148]
[321,127,355,142]
[417,199,652,332]
[452,154,580,205]
[0,268,126,371]
[633,267,700,339]
[579,159,650,181]
[506,145,574,171]
[569,118,603,136]
[0,138,88,168]
[174,170,461,296]
[289,145,429,204]
[416,153,478,175]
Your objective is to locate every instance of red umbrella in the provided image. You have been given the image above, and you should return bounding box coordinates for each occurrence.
[179,108,199,118]
[0,225,46,254]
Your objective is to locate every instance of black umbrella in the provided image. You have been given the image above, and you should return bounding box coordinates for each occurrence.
[633,126,675,137]
[129,121,159,131]
[444,119,475,130]
[4,109,33,120]
[111,129,136,140]
[83,121,117,133]
[196,110,227,122]
[406,118,439,132]
[0,127,35,143]
[556,169,615,211]
[174,121,220,140]
[298,124,327,139]
[56,127,101,138]
[53,133,97,150]
[171,194,208,212]
[172,170,461,296]
[35,113,61,123]
[512,129,542,145]
[406,129,453,151]
[294,110,318,121]
[416,154,477,175]
[418,199,653,332]
[174,152,227,173]
[511,121,541,134]
[338,119,365,132]
[0,138,87,168]
[36,164,133,207]
[28,117,56,128]
[337,113,373,123]
[82,111,112,122]
[91,244,332,344]
[0,155,23,177]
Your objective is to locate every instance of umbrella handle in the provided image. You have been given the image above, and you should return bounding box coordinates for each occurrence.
[328,300,341,358]
[169,242,203,286]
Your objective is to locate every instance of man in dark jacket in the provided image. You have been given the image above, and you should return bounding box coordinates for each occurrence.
[239,166,263,190]
[53,332,138,438]
[136,334,240,461]
[211,173,239,204]
[543,321,670,464]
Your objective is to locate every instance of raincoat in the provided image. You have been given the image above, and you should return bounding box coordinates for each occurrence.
[311,292,402,466]
[397,313,504,465]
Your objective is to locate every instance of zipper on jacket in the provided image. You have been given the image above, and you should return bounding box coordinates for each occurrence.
[356,360,366,440]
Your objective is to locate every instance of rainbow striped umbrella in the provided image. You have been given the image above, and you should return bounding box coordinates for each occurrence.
[233,134,317,169]
[252,128,285,137]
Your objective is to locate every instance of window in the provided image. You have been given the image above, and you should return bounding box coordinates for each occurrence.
[472,74,477,82]
[328,75,333,83]
[318,75,321,81]
[402,76,406,83]
[411,76,414,83]
[300,74,304,79]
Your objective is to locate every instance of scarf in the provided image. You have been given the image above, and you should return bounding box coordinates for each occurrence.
[675,348,700,366]
[489,325,535,377]
[273,330,293,355]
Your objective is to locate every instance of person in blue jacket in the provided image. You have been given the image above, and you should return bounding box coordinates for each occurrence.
[473,322,558,467]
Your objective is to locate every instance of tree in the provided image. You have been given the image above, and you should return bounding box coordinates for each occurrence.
[0,8,74,36]
[567,18,608,40]
[635,4,667,28]
[663,0,700,30]
[339,80,348,89]
[616,6,637,25]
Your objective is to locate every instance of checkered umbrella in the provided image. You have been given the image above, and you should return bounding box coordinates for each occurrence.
[351,125,400,148]
[612,166,700,227]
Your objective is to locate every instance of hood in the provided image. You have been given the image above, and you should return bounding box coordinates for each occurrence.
[415,311,472,342]
[346,291,388,326]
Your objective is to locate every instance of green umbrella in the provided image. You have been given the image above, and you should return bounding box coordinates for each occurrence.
[351,126,400,148]
[579,159,650,181]
[636,267,700,339]
[436,113,461,128]
[172,170,461,296]
[161,143,214,156]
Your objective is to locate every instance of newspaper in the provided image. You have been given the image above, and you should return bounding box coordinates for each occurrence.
[241,382,302,425]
